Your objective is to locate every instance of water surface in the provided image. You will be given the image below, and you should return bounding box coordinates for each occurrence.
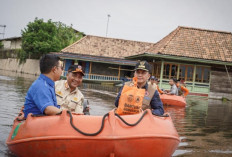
[0,70,231,156]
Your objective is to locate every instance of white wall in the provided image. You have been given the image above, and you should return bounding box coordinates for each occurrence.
[0,58,40,75]
[2,39,22,50]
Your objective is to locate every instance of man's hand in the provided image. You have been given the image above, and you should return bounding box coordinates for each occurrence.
[17,112,25,121]
[85,106,90,112]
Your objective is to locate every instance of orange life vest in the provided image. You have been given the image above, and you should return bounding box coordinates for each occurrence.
[116,77,145,115]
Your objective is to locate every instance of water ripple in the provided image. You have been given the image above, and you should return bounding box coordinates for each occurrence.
[0,71,232,157]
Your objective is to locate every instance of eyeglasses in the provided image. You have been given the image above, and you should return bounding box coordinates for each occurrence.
[56,66,64,71]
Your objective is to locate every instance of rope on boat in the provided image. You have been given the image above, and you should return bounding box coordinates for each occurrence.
[114,110,148,126]
[68,110,169,136]
[67,110,109,136]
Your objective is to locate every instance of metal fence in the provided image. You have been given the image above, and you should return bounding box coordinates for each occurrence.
[63,71,120,81]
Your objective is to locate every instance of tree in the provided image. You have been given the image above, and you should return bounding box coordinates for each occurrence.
[21,18,84,59]
[0,41,3,49]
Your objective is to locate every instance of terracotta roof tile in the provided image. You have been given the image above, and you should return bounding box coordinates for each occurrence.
[147,26,232,62]
[61,35,154,58]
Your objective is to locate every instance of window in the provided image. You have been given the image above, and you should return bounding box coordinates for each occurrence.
[179,65,194,81]
[162,62,210,83]
[195,67,202,82]
[163,63,178,79]
[179,65,186,80]
[153,62,161,78]
[195,66,210,83]
[187,66,194,81]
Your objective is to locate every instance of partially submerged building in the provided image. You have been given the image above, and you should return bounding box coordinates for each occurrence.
[127,26,232,99]
[0,37,22,58]
[56,35,154,84]
[57,26,232,100]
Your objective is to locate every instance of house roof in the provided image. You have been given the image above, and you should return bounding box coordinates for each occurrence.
[53,52,137,66]
[146,26,232,62]
[61,35,154,58]
[0,36,21,41]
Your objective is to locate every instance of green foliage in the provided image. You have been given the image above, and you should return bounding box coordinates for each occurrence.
[222,97,230,102]
[21,17,83,59]
[17,49,28,64]
[0,41,3,49]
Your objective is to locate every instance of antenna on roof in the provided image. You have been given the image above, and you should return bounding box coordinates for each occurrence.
[106,14,111,37]
[0,25,6,39]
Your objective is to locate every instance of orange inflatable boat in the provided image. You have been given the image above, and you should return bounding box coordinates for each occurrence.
[160,94,186,107]
[6,109,180,157]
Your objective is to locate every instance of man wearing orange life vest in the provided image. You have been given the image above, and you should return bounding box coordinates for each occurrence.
[149,76,164,94]
[115,61,164,116]
[176,79,189,98]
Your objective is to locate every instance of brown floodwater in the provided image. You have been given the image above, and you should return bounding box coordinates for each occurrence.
[0,70,231,157]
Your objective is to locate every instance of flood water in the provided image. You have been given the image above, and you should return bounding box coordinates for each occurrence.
[0,70,232,157]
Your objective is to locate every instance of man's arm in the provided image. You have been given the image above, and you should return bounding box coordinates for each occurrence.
[115,86,124,107]
[157,86,164,94]
[150,90,164,115]
[33,87,61,115]
[44,106,62,115]
[181,86,189,97]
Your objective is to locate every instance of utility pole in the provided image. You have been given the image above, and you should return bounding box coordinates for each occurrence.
[0,25,6,39]
[106,14,111,37]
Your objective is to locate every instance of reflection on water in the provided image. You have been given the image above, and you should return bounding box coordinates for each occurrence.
[0,70,38,157]
[81,83,118,116]
[170,99,232,157]
[0,70,232,157]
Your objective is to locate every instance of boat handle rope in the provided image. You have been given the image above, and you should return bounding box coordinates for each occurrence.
[115,111,169,126]
[114,110,148,126]
[67,110,147,136]
[67,110,109,136]
[68,110,169,136]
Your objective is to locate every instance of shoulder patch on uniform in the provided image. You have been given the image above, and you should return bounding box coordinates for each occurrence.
[56,91,62,95]
[56,91,63,98]
[73,97,78,101]
[145,91,150,96]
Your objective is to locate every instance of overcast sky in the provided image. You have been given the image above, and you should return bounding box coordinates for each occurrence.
[0,0,232,43]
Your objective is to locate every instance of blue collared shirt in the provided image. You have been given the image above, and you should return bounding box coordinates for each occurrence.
[115,82,164,116]
[23,74,60,118]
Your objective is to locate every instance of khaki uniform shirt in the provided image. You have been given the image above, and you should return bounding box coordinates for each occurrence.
[55,80,84,114]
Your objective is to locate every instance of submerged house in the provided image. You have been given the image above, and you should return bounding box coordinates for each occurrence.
[0,36,22,58]
[56,26,232,100]
[55,35,154,84]
[127,26,232,99]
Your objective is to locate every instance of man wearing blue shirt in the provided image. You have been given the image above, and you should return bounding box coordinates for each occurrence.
[23,54,63,118]
[115,61,164,116]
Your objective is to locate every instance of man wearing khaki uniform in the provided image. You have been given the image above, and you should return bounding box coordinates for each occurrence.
[55,65,85,114]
